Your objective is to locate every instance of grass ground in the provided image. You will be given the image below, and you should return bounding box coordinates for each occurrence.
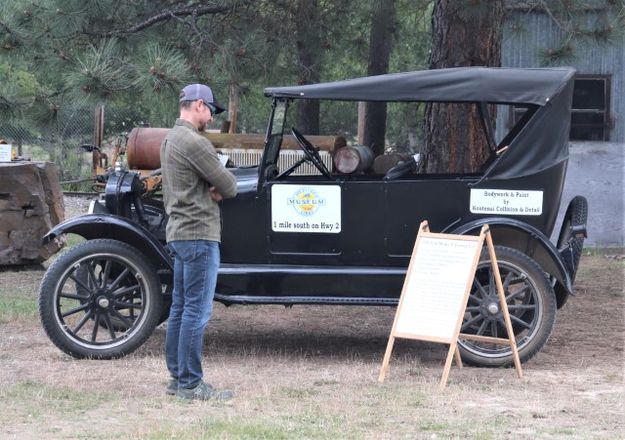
[0,250,623,439]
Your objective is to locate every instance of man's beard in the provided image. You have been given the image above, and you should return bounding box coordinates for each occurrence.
[198,121,207,132]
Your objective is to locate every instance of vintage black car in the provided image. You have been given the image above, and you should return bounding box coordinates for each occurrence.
[39,67,587,368]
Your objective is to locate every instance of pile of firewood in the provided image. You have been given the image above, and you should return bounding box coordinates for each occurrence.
[0,162,65,265]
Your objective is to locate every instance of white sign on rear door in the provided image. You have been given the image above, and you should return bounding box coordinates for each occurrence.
[470,189,543,216]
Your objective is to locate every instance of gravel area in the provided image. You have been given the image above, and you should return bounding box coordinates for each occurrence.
[62,195,93,220]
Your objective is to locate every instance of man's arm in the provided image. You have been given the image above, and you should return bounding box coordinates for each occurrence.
[186,137,237,198]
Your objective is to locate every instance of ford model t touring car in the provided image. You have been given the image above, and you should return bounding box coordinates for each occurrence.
[39,67,587,368]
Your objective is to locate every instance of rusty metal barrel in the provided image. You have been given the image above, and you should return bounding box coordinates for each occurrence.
[333,145,374,174]
[126,127,169,170]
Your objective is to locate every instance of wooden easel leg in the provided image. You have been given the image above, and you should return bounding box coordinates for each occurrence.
[485,230,524,379]
[509,338,523,378]
[440,342,457,389]
[378,336,396,383]
[454,346,463,368]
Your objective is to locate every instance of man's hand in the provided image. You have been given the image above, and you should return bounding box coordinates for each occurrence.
[209,187,223,202]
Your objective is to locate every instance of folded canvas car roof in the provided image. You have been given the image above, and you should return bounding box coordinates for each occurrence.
[264,67,576,106]
[265,67,577,181]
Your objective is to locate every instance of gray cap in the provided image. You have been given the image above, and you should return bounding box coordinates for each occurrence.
[179,83,225,114]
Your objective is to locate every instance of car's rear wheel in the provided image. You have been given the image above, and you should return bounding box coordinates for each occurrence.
[458,246,556,367]
[39,239,163,359]
[557,196,588,279]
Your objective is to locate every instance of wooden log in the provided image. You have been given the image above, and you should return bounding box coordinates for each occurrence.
[333,145,374,174]
[0,162,65,265]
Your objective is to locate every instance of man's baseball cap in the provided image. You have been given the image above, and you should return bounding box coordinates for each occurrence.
[179,84,225,114]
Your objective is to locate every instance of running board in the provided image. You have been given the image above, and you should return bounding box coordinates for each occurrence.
[214,294,399,306]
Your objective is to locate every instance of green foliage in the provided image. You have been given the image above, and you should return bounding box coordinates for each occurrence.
[0,62,43,115]
[539,42,576,66]
[0,0,622,171]
[136,43,191,94]
[66,40,136,99]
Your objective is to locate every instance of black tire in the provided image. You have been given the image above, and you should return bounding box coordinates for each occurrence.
[158,296,172,325]
[39,239,163,359]
[458,246,557,367]
[557,196,588,278]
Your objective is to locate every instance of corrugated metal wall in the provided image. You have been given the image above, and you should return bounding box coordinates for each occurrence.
[500,10,624,142]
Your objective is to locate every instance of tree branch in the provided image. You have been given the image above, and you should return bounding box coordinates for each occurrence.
[0,19,13,35]
[87,3,232,37]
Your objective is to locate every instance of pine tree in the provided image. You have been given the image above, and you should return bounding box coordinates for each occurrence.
[0,0,270,129]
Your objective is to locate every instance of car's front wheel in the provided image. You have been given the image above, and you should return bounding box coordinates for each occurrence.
[39,239,163,359]
[458,246,557,367]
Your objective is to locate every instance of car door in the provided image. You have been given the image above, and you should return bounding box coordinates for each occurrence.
[384,177,475,263]
[266,178,385,261]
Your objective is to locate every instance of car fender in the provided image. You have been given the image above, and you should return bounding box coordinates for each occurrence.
[447,217,572,307]
[43,214,173,270]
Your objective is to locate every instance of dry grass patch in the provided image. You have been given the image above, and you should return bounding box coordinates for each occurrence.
[0,253,623,439]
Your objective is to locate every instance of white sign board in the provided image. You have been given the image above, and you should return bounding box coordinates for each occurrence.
[0,144,12,162]
[395,236,481,341]
[470,189,543,216]
[271,185,341,233]
[379,222,524,387]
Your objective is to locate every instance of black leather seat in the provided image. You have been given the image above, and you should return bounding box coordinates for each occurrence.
[383,159,417,180]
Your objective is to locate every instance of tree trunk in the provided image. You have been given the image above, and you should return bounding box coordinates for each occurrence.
[363,0,396,156]
[421,0,503,174]
[405,103,420,153]
[357,102,366,144]
[295,0,323,134]
[228,82,239,134]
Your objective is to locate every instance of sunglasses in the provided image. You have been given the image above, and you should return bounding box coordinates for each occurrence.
[202,101,217,114]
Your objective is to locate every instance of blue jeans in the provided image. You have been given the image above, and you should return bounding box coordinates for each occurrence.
[165,240,220,389]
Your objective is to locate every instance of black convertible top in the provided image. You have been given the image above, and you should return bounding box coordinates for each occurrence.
[264,67,576,106]
[264,67,577,181]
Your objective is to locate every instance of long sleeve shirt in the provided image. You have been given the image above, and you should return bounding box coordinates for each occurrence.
[160,118,237,242]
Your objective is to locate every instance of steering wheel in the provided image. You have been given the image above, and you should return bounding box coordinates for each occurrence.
[291,127,332,179]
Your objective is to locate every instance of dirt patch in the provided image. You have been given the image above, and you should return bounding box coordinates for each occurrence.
[0,212,623,438]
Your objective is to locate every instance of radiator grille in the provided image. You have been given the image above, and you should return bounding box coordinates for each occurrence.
[223,148,333,175]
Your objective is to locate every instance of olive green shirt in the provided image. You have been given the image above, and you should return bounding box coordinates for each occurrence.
[160,119,237,242]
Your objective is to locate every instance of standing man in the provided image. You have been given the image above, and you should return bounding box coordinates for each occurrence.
[161,84,237,400]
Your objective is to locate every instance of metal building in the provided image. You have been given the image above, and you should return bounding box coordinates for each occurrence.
[501,5,624,142]
[499,5,624,247]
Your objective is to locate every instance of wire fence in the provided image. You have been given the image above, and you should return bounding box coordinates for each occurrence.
[0,100,150,190]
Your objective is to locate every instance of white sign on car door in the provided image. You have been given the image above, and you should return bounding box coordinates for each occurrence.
[271,185,341,233]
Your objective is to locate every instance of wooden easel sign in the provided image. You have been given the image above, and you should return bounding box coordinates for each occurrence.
[378,221,523,388]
